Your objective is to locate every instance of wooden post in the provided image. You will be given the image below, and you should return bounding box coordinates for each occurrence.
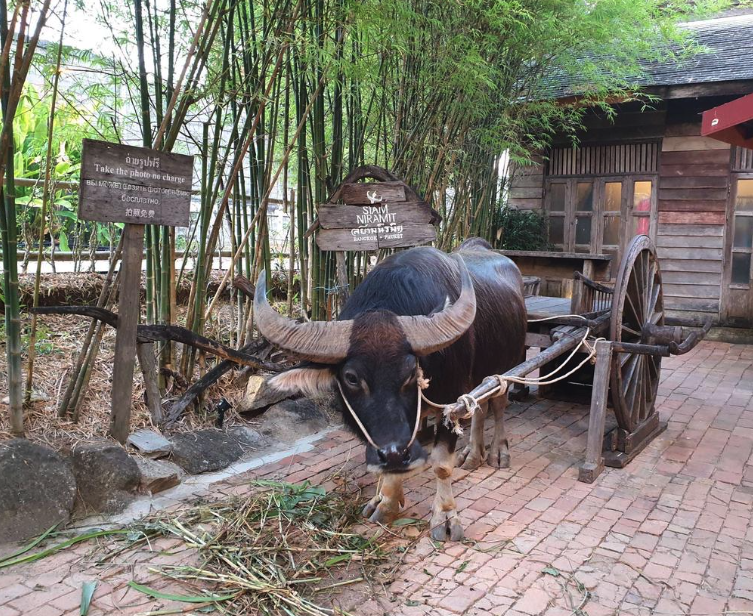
[579,339,611,483]
[109,223,145,443]
[137,341,163,425]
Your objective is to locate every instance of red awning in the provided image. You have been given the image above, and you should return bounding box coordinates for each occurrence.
[701,92,753,148]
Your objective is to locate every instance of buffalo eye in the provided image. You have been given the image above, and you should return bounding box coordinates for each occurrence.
[343,370,360,388]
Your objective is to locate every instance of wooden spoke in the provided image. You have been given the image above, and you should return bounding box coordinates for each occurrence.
[621,354,640,396]
[610,235,664,433]
[623,288,642,329]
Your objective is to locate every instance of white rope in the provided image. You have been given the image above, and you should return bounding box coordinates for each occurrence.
[337,379,381,450]
[419,330,607,435]
[337,371,424,453]
[527,314,590,323]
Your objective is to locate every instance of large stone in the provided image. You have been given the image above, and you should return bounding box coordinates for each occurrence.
[229,425,270,451]
[127,429,173,458]
[70,441,141,514]
[169,429,245,474]
[0,439,77,543]
[237,375,290,413]
[135,457,183,494]
[256,398,330,444]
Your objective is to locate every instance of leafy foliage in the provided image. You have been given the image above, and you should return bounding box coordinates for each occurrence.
[495,207,552,252]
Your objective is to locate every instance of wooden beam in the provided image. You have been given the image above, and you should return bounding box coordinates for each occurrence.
[109,223,145,444]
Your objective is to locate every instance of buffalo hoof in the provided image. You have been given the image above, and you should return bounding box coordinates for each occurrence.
[488,449,511,469]
[456,446,485,471]
[362,494,400,525]
[430,510,464,542]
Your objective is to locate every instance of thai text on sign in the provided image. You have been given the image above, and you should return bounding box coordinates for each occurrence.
[316,181,437,251]
[78,139,194,227]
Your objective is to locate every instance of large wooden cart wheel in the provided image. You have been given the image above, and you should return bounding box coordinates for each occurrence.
[609,235,664,432]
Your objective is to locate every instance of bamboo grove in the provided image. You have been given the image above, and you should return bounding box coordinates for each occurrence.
[1,0,714,435]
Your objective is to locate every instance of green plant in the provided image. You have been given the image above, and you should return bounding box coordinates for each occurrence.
[496,207,552,252]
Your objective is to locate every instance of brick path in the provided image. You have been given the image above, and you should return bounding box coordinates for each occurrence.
[2,341,753,615]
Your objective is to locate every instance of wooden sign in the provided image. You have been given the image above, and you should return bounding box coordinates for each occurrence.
[316,178,437,252]
[79,139,193,227]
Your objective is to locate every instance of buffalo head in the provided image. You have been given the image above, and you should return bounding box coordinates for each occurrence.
[254,255,476,473]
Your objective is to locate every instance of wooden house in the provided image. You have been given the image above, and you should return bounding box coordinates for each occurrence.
[508,13,753,327]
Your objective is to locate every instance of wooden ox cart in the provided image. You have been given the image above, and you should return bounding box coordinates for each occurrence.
[441,234,711,484]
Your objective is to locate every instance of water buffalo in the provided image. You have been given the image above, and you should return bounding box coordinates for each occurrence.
[254,238,526,541]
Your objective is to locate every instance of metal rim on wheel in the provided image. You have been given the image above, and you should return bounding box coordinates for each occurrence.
[609,235,664,432]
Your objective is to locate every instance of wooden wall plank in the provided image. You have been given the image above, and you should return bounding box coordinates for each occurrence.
[662,298,719,312]
[658,211,726,225]
[657,247,723,259]
[661,136,731,152]
[658,188,728,201]
[664,284,720,299]
[656,235,723,249]
[509,186,544,199]
[659,164,729,177]
[665,309,720,326]
[660,258,723,273]
[658,224,724,237]
[659,176,729,189]
[660,150,730,165]
[662,271,722,285]
[508,198,542,210]
[658,200,726,212]
[510,174,544,188]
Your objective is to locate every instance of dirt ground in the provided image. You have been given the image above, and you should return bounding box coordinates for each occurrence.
[0,301,262,447]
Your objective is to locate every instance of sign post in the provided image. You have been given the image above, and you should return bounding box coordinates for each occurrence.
[78,139,193,443]
[315,180,438,252]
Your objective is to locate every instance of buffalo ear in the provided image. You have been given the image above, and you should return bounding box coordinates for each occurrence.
[267,366,336,397]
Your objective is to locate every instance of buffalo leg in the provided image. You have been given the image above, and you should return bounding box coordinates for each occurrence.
[430,426,464,542]
[488,392,510,468]
[455,402,487,471]
[363,473,404,524]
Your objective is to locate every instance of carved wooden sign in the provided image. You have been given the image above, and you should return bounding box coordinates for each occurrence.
[316,173,438,252]
[78,139,194,227]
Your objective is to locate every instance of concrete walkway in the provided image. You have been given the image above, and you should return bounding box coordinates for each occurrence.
[1,341,752,615]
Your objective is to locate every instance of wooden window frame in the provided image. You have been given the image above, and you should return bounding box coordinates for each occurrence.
[728,174,753,290]
[545,180,569,252]
[545,175,657,259]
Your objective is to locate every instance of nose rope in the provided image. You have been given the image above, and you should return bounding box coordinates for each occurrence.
[336,371,425,455]
[336,379,381,451]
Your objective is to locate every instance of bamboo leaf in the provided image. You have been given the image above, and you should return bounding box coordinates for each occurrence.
[0,529,131,570]
[80,581,97,616]
[0,523,59,566]
[392,518,425,527]
[323,553,351,567]
[127,581,235,603]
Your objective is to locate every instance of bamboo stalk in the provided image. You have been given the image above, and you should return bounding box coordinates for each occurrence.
[25,0,68,402]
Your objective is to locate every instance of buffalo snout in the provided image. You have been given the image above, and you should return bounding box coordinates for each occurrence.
[367,439,427,473]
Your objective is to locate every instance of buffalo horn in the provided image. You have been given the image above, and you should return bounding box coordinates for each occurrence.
[397,254,476,356]
[254,270,352,363]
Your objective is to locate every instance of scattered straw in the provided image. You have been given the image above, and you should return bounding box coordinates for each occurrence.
[5,479,411,615]
[129,480,403,615]
[0,296,296,447]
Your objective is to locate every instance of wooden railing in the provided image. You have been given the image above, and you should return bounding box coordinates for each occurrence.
[571,271,614,314]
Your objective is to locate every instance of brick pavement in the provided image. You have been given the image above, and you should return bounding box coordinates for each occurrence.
[2,341,753,615]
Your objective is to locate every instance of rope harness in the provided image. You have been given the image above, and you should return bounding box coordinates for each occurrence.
[337,313,606,447]
[336,369,425,453]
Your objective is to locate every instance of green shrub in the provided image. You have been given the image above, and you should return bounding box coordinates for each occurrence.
[496,208,551,251]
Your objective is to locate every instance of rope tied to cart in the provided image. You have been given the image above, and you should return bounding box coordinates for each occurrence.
[419,320,606,435]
